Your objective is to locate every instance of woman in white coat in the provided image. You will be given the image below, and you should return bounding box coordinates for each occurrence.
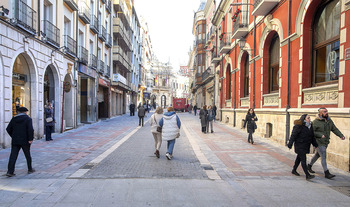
[159,107,181,160]
[150,107,164,158]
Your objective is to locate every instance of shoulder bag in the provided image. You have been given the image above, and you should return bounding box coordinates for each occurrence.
[154,115,162,133]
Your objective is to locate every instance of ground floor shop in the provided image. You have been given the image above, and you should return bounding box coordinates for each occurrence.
[98,77,110,119]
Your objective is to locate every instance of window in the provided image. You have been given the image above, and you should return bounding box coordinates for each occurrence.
[243,55,249,97]
[269,34,280,93]
[312,0,340,86]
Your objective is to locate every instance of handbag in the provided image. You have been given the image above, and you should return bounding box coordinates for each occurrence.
[46,117,53,122]
[154,115,162,133]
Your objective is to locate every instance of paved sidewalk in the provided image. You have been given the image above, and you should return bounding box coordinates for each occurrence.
[0,112,349,207]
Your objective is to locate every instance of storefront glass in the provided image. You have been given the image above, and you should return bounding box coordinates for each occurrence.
[12,55,30,116]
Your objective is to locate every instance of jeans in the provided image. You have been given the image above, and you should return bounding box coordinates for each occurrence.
[310,145,328,171]
[207,120,213,132]
[46,126,53,141]
[293,152,309,176]
[167,139,176,155]
[8,144,32,174]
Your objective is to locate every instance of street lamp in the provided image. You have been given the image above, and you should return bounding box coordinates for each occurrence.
[238,37,247,50]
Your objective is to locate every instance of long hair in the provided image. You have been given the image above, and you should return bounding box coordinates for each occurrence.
[155,107,163,114]
[247,108,255,116]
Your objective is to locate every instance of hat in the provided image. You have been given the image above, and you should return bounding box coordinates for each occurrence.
[300,114,308,121]
[17,107,29,112]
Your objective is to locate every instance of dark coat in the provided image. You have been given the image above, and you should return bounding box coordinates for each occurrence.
[138,106,146,117]
[6,114,34,145]
[44,107,55,126]
[243,113,258,133]
[129,104,135,111]
[288,120,318,154]
[199,109,208,127]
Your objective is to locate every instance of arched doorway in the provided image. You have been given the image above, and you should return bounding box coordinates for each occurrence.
[43,64,59,133]
[12,55,31,116]
[161,95,166,108]
[63,74,74,131]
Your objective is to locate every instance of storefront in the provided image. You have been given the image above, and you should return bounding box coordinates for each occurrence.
[78,63,97,124]
[98,77,110,119]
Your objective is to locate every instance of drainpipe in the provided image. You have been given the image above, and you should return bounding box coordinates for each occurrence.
[252,16,256,109]
[233,44,237,127]
[285,0,292,145]
[37,0,40,37]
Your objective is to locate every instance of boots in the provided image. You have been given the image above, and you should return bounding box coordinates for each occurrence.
[325,170,335,179]
[307,164,315,173]
[292,169,300,176]
[306,174,315,180]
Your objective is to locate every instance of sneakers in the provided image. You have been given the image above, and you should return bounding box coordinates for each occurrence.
[166,152,172,160]
[28,169,36,174]
[5,173,15,177]
[292,170,300,176]
[307,164,315,173]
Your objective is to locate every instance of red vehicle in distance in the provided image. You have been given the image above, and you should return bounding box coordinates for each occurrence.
[172,98,186,112]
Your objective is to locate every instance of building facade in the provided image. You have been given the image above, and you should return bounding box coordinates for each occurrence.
[203,0,350,171]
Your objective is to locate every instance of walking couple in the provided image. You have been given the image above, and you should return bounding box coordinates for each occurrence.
[199,105,215,134]
[150,107,181,160]
[288,107,345,180]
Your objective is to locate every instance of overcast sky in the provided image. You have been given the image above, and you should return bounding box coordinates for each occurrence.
[134,0,203,71]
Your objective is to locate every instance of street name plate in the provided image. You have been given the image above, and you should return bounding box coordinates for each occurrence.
[346,48,350,61]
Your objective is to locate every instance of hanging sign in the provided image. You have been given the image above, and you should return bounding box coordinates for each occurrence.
[345,48,350,61]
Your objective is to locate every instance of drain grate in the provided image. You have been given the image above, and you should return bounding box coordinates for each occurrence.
[329,186,350,197]
[80,163,96,169]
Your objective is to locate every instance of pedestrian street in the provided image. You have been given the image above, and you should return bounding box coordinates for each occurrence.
[0,112,349,206]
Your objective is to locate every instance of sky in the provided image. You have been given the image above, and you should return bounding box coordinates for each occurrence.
[134,0,204,71]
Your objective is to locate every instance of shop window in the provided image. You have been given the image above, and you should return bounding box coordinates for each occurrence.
[243,54,249,97]
[268,34,280,93]
[312,0,340,86]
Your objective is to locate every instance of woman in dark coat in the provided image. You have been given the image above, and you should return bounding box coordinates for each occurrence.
[44,102,55,141]
[288,114,318,180]
[243,108,258,144]
[199,105,208,133]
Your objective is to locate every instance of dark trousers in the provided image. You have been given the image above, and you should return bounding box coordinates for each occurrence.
[139,116,144,126]
[130,110,135,116]
[194,110,197,116]
[248,132,254,143]
[46,126,53,141]
[8,144,32,174]
[202,127,206,132]
[293,152,309,176]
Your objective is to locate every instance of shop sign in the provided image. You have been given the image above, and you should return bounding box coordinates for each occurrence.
[99,78,110,87]
[12,73,27,85]
[345,48,350,61]
[79,64,97,78]
[112,74,127,85]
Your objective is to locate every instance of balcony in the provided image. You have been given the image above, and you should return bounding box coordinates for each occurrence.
[42,20,60,48]
[64,0,78,11]
[106,0,111,14]
[90,15,99,34]
[231,10,249,39]
[112,45,132,72]
[202,68,214,83]
[12,0,37,35]
[63,35,77,57]
[78,46,89,65]
[105,65,111,77]
[113,18,132,51]
[78,2,90,24]
[89,54,97,70]
[98,24,107,42]
[112,73,130,89]
[211,49,220,64]
[101,0,106,4]
[219,32,231,54]
[97,60,105,74]
[105,34,112,48]
[252,0,279,16]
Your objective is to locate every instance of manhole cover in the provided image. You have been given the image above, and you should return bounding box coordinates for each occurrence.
[329,186,350,197]
[202,164,214,170]
[80,163,96,169]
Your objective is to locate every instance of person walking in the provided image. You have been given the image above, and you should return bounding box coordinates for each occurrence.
[207,105,215,133]
[243,108,258,144]
[138,105,146,126]
[189,104,193,114]
[199,105,208,133]
[159,107,181,160]
[150,107,163,158]
[193,105,197,116]
[287,114,318,180]
[129,103,135,116]
[44,102,55,141]
[308,107,345,179]
[6,107,35,177]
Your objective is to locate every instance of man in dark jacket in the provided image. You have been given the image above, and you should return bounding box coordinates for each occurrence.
[129,103,135,116]
[6,107,35,177]
[138,105,146,126]
[308,107,345,179]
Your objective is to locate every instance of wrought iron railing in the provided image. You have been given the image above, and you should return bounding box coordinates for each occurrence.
[78,46,89,65]
[90,15,99,34]
[97,60,104,74]
[232,10,249,34]
[99,24,107,41]
[220,32,231,49]
[78,1,90,24]
[63,35,77,56]
[42,20,60,48]
[106,0,111,13]
[14,0,37,34]
[90,54,97,69]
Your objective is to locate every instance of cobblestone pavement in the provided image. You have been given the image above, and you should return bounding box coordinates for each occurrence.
[0,112,349,207]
